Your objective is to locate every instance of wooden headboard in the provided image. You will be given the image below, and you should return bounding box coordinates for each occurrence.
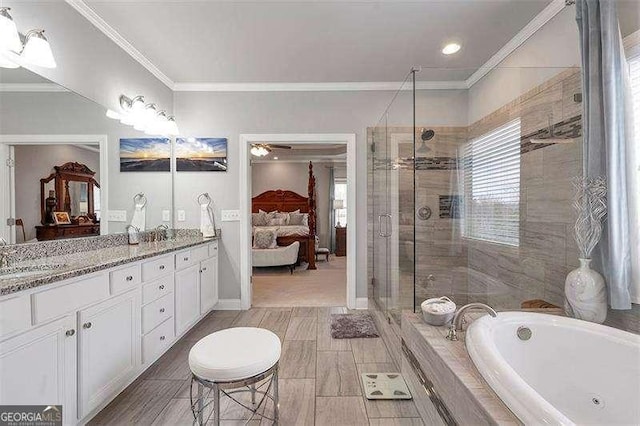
[251,162,317,236]
[252,190,310,214]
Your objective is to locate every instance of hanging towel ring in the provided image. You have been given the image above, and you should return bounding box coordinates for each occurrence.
[134,193,147,208]
[197,192,212,207]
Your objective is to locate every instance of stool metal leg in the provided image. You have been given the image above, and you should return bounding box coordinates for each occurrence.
[197,382,204,425]
[250,384,257,407]
[273,368,279,424]
[213,383,221,425]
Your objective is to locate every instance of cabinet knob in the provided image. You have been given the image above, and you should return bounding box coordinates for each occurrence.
[159,284,165,290]
[66,329,76,337]
[83,322,92,329]
[159,265,165,270]
[160,308,165,313]
[160,335,165,341]
[126,275,134,281]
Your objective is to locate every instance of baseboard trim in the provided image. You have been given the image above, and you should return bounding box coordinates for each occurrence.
[355,298,369,310]
[215,299,243,310]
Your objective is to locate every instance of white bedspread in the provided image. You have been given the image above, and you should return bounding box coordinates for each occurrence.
[253,225,310,237]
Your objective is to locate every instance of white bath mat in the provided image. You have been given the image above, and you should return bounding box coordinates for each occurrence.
[361,373,412,400]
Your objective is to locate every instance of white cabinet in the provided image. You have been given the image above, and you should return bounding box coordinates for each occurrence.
[175,264,201,336]
[78,289,140,418]
[200,256,218,314]
[0,315,77,425]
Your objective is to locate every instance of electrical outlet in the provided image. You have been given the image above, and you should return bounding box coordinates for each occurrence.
[162,210,171,222]
[107,210,127,222]
[221,210,240,222]
[177,210,186,222]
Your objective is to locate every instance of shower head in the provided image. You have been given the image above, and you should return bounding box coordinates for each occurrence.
[421,128,435,141]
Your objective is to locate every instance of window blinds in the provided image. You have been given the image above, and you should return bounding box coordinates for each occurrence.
[462,118,521,246]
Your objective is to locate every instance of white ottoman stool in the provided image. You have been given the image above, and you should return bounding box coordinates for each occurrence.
[188,327,281,425]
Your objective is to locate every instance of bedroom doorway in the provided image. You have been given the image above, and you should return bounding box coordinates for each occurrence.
[239,134,357,309]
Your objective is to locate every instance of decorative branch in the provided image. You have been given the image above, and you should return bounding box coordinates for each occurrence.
[572,176,607,259]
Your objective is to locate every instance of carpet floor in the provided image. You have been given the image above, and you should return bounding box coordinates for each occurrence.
[252,255,346,307]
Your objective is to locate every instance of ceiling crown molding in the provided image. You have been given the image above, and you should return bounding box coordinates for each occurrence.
[173,80,468,92]
[0,83,69,92]
[65,0,175,89]
[465,0,567,88]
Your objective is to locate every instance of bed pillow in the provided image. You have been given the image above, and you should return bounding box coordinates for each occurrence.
[253,229,277,249]
[288,213,305,226]
[259,209,277,222]
[302,213,309,226]
[267,217,287,226]
[252,212,267,226]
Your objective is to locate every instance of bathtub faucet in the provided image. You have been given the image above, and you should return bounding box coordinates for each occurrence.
[446,303,497,341]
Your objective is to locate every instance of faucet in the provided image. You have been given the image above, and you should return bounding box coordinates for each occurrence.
[154,224,169,242]
[446,303,497,341]
[0,251,12,268]
[0,237,7,246]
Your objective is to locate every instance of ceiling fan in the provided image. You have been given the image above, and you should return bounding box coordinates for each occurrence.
[250,143,292,157]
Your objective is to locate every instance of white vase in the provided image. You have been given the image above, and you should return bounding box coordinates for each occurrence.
[564,258,607,324]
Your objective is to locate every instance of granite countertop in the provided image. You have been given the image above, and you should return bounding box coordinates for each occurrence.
[0,236,219,296]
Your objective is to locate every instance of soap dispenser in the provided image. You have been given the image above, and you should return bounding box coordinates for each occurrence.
[126,225,140,245]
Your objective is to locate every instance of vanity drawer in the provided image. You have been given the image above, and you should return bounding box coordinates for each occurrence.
[0,295,31,338]
[142,317,174,363]
[32,273,109,324]
[175,250,194,270]
[110,264,141,295]
[142,292,174,334]
[208,241,218,258]
[142,255,174,282]
[142,275,174,305]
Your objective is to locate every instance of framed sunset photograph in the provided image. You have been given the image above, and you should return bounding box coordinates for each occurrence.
[176,137,228,172]
[120,138,171,172]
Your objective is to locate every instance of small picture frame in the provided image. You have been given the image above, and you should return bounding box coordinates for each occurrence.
[53,211,71,225]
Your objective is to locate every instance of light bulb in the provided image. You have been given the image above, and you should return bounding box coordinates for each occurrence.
[0,8,22,53]
[21,30,56,68]
[442,43,461,55]
[166,116,179,136]
[106,109,121,120]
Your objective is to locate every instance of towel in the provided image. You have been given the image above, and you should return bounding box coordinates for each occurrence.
[130,201,146,231]
[200,203,216,238]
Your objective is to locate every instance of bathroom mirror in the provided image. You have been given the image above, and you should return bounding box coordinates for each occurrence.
[0,67,173,244]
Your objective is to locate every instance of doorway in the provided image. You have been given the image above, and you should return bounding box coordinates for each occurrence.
[239,134,357,309]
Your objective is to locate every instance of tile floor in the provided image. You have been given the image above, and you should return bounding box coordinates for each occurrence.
[90,307,422,425]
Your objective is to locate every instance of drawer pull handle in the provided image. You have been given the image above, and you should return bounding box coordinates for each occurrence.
[159,285,165,290]
[126,275,134,281]
[160,308,165,313]
[183,257,189,261]
[159,265,165,270]
[83,322,92,329]
[160,336,166,341]
[66,329,75,337]
[202,267,207,272]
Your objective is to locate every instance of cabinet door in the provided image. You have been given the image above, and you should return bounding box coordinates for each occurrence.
[200,257,218,314]
[0,315,77,425]
[175,264,201,336]
[78,289,140,418]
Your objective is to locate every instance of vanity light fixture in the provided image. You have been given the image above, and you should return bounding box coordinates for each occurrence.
[21,30,56,68]
[106,94,179,136]
[0,8,57,69]
[250,145,270,157]
[442,42,461,55]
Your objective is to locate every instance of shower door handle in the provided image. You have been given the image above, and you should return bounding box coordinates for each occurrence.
[383,214,392,237]
[378,215,385,237]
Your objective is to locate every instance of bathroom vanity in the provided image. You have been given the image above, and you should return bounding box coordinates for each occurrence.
[0,235,219,425]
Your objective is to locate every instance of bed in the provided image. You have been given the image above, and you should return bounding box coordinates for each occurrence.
[252,162,317,270]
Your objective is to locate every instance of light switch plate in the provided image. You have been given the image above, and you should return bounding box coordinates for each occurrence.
[221,210,240,222]
[107,210,127,222]
[177,210,186,222]
[162,210,171,222]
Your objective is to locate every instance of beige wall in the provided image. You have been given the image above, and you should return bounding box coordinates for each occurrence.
[14,145,100,242]
[251,161,343,248]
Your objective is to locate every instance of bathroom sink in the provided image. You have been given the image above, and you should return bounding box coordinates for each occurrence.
[0,264,66,279]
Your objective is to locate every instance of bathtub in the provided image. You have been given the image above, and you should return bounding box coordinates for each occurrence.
[466,312,640,425]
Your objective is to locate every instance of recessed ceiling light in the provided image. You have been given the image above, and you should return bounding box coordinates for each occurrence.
[442,43,461,55]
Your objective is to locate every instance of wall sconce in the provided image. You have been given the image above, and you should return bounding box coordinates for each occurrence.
[106,95,179,136]
[0,8,56,69]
